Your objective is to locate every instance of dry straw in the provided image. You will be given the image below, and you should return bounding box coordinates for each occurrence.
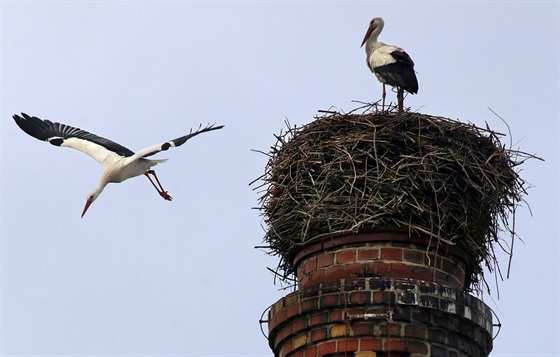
[253,106,538,292]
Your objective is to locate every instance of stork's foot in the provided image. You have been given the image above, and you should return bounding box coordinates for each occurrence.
[159,191,173,201]
[145,170,173,201]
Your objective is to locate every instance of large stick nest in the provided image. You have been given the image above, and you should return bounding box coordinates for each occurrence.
[254,108,537,292]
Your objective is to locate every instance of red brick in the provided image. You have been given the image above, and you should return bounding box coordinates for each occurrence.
[381,248,403,261]
[281,339,293,355]
[349,291,371,305]
[358,248,379,260]
[350,323,374,336]
[372,291,385,303]
[326,262,365,281]
[309,312,329,326]
[317,341,336,355]
[293,317,307,333]
[304,258,317,274]
[310,327,328,342]
[337,339,359,352]
[360,338,382,351]
[291,350,304,357]
[304,345,317,357]
[384,338,406,351]
[330,309,343,322]
[309,268,326,284]
[300,297,318,313]
[317,253,334,268]
[319,294,340,309]
[297,265,305,279]
[337,249,356,264]
[286,302,299,319]
[325,264,347,280]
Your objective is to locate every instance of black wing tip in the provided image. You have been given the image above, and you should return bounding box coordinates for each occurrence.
[196,123,225,133]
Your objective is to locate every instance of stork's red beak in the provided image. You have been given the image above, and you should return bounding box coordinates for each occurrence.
[361,26,373,47]
[81,199,93,218]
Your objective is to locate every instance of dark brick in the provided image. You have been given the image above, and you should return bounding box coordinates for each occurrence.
[344,278,365,291]
[397,291,417,305]
[407,341,428,354]
[404,324,427,339]
[412,310,432,324]
[394,281,416,292]
[379,323,401,336]
[403,249,424,264]
[419,295,439,308]
[431,344,449,357]
[391,307,411,322]
[428,327,447,344]
[321,280,341,294]
[433,312,453,330]
[369,277,390,290]
[419,281,436,294]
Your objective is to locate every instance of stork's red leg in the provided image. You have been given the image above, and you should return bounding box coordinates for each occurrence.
[144,170,173,201]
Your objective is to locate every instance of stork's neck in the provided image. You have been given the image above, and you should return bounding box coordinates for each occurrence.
[364,35,384,57]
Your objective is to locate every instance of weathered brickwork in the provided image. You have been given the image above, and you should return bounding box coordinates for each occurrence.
[267,234,493,357]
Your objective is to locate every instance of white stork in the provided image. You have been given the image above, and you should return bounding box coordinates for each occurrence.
[361,17,418,112]
[13,113,224,217]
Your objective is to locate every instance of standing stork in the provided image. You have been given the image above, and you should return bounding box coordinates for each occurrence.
[361,17,418,112]
[13,113,224,217]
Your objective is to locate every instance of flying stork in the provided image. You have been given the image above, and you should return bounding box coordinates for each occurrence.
[361,17,418,112]
[13,113,224,217]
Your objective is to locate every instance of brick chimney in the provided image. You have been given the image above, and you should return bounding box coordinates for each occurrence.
[267,232,493,356]
[257,111,529,357]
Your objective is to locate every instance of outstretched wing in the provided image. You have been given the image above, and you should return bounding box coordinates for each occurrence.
[128,123,225,161]
[13,113,135,164]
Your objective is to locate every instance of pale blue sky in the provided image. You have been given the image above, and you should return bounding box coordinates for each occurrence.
[1,1,558,356]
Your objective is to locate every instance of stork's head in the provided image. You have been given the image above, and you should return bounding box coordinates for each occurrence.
[81,189,101,218]
[361,17,385,47]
